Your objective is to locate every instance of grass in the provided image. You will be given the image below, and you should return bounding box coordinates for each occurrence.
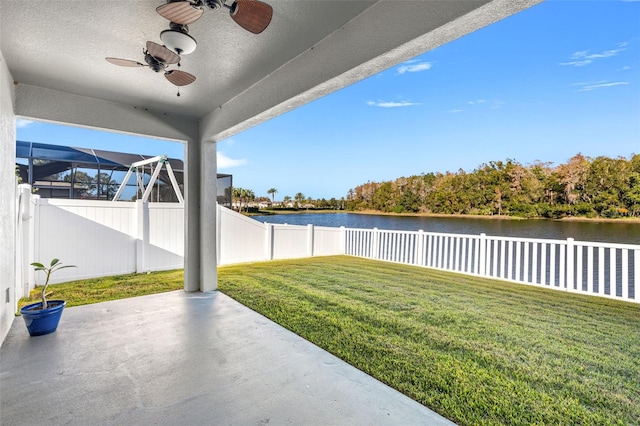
[17,269,184,310]
[17,256,640,425]
[217,256,640,426]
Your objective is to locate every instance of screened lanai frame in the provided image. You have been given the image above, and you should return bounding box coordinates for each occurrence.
[16,140,232,206]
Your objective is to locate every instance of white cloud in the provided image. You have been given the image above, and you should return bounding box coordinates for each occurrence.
[560,44,627,66]
[574,81,629,91]
[396,61,433,74]
[560,59,592,67]
[217,152,248,169]
[16,119,34,128]
[367,100,420,108]
[448,99,502,113]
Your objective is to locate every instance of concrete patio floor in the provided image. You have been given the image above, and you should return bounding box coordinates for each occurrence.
[1,290,454,425]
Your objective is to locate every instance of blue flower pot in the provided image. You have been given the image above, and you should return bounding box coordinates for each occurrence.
[20,300,66,336]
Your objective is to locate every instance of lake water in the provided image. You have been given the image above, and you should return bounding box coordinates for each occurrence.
[253,212,640,245]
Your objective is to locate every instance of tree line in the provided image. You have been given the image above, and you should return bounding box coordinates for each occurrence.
[232,187,345,211]
[345,154,640,219]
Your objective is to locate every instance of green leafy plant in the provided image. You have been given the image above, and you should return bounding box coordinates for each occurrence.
[31,259,76,309]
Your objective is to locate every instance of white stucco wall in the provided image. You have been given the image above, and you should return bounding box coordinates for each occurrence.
[0,49,16,343]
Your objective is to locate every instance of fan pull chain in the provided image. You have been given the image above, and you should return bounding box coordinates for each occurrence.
[176,62,181,96]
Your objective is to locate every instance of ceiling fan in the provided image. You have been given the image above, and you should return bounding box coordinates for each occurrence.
[156,0,273,34]
[105,41,196,94]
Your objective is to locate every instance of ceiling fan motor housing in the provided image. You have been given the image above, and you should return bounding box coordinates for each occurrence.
[204,0,223,10]
[145,53,165,72]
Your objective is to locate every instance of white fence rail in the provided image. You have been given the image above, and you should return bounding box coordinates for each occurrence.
[15,186,638,304]
[16,187,343,296]
[217,205,343,265]
[344,228,638,304]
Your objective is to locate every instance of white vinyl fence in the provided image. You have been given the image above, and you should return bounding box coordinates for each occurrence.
[18,190,185,287]
[15,185,638,304]
[216,205,343,265]
[345,228,638,304]
[15,185,343,297]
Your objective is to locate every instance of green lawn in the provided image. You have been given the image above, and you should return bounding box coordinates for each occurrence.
[18,269,184,309]
[19,256,640,425]
[217,256,640,426]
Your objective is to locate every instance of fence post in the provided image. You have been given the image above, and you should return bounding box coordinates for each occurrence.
[17,184,35,299]
[479,233,487,277]
[216,203,222,266]
[265,223,274,260]
[566,238,574,291]
[340,226,346,255]
[135,200,150,273]
[416,230,425,267]
[307,224,314,257]
[372,228,380,260]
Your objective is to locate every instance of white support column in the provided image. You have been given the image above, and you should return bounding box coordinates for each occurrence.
[184,138,201,292]
[200,140,217,292]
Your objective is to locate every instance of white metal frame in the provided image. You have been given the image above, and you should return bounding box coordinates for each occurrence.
[112,155,184,204]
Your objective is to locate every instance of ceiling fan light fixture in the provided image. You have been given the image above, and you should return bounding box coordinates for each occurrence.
[160,24,197,55]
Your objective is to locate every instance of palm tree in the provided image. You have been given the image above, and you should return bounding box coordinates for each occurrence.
[283,195,291,207]
[294,192,305,209]
[232,187,243,211]
[245,189,255,211]
[267,187,278,204]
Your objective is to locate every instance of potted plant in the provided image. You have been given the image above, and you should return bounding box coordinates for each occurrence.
[20,258,76,336]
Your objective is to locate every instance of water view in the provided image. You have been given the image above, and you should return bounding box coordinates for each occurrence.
[254,213,640,245]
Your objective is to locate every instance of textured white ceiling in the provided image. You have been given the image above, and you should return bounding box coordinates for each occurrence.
[1,0,543,139]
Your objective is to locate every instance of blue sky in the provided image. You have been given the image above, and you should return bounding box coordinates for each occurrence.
[17,1,640,201]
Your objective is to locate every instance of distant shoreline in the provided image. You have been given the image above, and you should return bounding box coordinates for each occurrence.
[253,208,640,223]
[350,209,640,223]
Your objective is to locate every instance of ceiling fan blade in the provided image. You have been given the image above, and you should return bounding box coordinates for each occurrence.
[157,1,204,25]
[230,0,273,34]
[165,70,196,86]
[146,41,180,65]
[105,57,146,67]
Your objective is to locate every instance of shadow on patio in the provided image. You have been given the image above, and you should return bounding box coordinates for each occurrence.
[1,290,452,425]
